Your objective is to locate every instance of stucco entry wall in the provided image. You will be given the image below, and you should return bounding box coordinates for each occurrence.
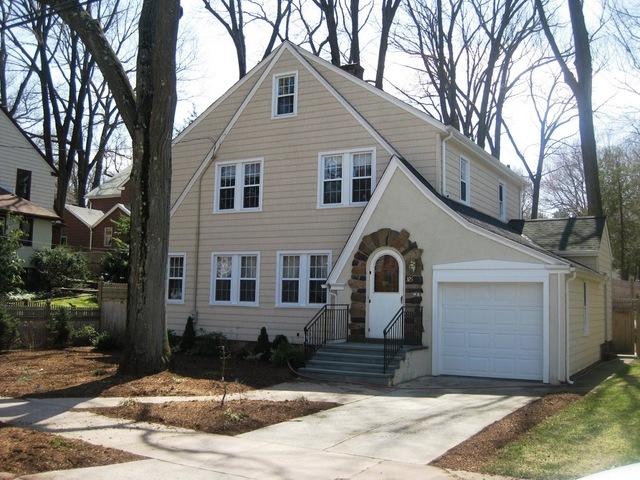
[333,169,565,381]
[349,228,423,339]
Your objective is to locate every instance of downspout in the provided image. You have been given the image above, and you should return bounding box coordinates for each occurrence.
[192,172,204,322]
[89,227,93,251]
[441,129,454,196]
[565,270,577,384]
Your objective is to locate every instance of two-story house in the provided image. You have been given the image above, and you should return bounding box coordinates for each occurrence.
[0,107,59,262]
[167,42,612,385]
[61,167,131,252]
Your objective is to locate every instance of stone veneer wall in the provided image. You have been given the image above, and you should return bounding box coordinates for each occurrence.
[348,228,424,340]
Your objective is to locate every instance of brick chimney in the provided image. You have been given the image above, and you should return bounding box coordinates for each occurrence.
[340,63,364,79]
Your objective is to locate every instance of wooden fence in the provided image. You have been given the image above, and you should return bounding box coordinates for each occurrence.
[2,301,101,349]
[98,281,127,342]
[612,279,639,356]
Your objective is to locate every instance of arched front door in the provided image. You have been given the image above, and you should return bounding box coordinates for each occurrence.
[368,249,404,338]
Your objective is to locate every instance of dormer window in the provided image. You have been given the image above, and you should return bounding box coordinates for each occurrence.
[272,72,297,118]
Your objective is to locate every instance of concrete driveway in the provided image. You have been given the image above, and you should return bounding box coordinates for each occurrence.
[0,376,546,479]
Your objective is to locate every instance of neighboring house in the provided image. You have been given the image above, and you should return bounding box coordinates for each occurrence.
[166,42,612,385]
[86,166,131,211]
[0,107,59,261]
[63,203,130,251]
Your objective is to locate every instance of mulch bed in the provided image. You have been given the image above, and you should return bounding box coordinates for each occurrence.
[0,422,141,476]
[431,393,582,472]
[84,398,339,436]
[0,348,293,398]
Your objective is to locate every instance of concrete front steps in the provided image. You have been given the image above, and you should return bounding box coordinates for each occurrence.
[298,342,406,386]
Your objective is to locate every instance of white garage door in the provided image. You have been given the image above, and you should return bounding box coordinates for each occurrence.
[439,283,543,380]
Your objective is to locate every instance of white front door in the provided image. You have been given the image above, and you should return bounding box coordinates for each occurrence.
[368,251,404,338]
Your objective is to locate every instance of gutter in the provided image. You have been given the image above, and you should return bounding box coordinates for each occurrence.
[440,130,454,195]
[192,169,205,323]
[565,270,577,384]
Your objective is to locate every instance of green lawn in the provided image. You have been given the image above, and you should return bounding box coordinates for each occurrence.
[50,294,99,308]
[485,361,640,479]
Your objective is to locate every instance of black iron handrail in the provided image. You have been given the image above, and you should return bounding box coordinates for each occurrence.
[304,304,351,357]
[383,304,423,373]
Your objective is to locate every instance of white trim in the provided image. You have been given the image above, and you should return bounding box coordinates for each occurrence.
[583,281,590,336]
[170,45,287,218]
[275,250,332,308]
[498,182,506,221]
[316,147,377,208]
[432,261,550,383]
[213,158,264,214]
[459,156,470,205]
[366,248,405,338]
[172,48,280,145]
[210,252,261,307]
[93,203,131,227]
[166,253,187,304]
[65,206,102,229]
[326,157,568,286]
[271,71,298,118]
[286,45,399,157]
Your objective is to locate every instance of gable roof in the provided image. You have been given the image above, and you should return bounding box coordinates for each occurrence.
[0,106,56,174]
[65,204,105,228]
[509,217,607,253]
[93,203,130,227]
[86,166,131,199]
[0,187,59,220]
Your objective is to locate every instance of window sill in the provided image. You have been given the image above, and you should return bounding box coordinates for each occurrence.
[167,299,185,305]
[209,301,260,308]
[317,202,368,209]
[213,207,263,214]
[271,112,297,120]
[275,303,326,309]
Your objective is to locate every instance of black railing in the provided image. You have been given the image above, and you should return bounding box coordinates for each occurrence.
[304,304,351,357]
[383,305,423,373]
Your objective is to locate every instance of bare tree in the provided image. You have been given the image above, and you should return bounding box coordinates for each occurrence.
[375,0,401,89]
[503,69,577,218]
[542,144,588,216]
[42,0,181,374]
[535,0,603,216]
[202,0,293,78]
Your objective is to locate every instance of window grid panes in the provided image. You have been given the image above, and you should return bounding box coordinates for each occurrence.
[322,155,342,205]
[214,255,233,302]
[278,253,330,306]
[351,152,372,203]
[211,253,259,305]
[276,75,296,116]
[243,162,261,209]
[219,165,236,210]
[167,255,185,302]
[460,158,469,203]
[308,254,328,305]
[239,255,258,303]
[216,161,262,212]
[280,255,300,304]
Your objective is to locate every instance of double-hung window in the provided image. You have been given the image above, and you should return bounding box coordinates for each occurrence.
[272,72,297,117]
[460,157,469,204]
[214,159,263,213]
[319,149,375,207]
[277,252,330,307]
[167,254,186,303]
[211,253,260,306]
[498,183,506,221]
[104,226,113,247]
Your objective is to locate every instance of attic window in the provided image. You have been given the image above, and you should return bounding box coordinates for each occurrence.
[272,72,297,117]
[460,157,469,204]
[498,183,506,221]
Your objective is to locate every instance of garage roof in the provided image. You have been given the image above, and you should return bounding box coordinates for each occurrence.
[509,217,606,253]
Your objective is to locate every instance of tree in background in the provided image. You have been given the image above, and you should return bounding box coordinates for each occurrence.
[535,0,602,216]
[101,215,130,282]
[31,247,89,294]
[0,0,137,212]
[0,218,24,298]
[42,0,182,374]
[541,144,588,216]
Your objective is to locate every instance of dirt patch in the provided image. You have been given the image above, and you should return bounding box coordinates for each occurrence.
[0,348,293,398]
[432,393,581,472]
[0,422,141,476]
[84,398,339,436]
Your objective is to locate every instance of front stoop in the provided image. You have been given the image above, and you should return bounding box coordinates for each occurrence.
[299,342,426,386]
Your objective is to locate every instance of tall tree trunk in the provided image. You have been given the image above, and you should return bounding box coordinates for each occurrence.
[375,0,401,90]
[349,0,360,64]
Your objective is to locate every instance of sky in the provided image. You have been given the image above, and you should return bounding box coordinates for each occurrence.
[174,0,640,179]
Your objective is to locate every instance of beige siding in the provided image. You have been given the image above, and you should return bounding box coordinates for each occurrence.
[598,227,614,341]
[0,111,55,210]
[168,50,387,340]
[569,274,605,375]
[445,140,521,221]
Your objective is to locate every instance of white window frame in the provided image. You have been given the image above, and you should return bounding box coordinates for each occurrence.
[460,156,470,205]
[272,71,298,118]
[583,281,590,336]
[317,148,376,208]
[276,251,332,308]
[213,158,264,213]
[104,226,113,247]
[210,252,260,306]
[166,253,186,304]
[498,182,506,221]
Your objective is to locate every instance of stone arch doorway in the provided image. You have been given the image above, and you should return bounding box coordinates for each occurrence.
[348,228,423,340]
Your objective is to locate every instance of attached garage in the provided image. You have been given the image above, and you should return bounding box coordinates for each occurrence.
[439,283,544,381]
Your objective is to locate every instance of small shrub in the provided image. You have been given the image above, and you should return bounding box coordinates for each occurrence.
[167,329,180,349]
[271,342,306,368]
[254,326,271,361]
[272,334,289,351]
[180,316,196,352]
[192,330,226,356]
[0,307,19,350]
[47,309,71,348]
[31,247,89,293]
[69,324,98,346]
[92,331,120,351]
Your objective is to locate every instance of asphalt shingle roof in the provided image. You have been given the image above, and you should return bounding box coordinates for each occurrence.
[86,166,131,199]
[509,217,606,253]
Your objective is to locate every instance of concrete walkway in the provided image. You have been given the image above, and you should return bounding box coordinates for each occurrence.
[0,376,545,480]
